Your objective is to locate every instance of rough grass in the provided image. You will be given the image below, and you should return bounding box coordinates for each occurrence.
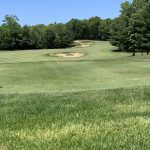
[0,87,150,149]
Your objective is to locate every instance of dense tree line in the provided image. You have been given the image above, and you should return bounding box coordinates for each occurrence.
[67,17,112,40]
[1,0,149,53]
[0,15,112,50]
[110,0,150,56]
[0,15,74,50]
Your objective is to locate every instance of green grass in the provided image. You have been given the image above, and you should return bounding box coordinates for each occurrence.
[0,41,150,149]
[0,87,150,149]
[1,41,150,93]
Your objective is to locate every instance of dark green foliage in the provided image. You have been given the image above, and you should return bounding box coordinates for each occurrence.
[99,19,112,40]
[110,0,150,56]
[52,24,73,48]
[0,16,74,50]
[66,17,112,41]
[88,17,101,40]
[45,27,56,49]
[80,20,90,39]
[110,1,132,51]
[0,26,11,50]
[1,1,149,52]
[0,15,22,50]
[56,30,73,48]
[67,19,83,40]
[30,25,45,49]
[21,25,33,49]
[0,14,113,50]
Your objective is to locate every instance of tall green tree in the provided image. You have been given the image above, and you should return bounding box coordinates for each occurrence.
[128,1,150,55]
[21,25,33,49]
[110,1,132,51]
[80,20,89,39]
[31,24,46,49]
[52,24,73,48]
[110,0,150,55]
[0,26,11,50]
[99,19,112,40]
[67,19,83,40]
[88,17,101,40]
[45,27,56,49]
[1,15,22,50]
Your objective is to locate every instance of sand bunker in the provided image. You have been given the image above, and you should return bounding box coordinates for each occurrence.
[49,52,84,58]
[74,40,80,43]
[74,40,93,48]
[81,44,90,48]
[81,43,93,48]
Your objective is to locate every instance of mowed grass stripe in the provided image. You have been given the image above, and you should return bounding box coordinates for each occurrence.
[1,57,150,93]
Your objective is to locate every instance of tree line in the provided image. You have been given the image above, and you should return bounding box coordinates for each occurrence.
[0,15,74,50]
[110,0,150,56]
[1,0,150,54]
[0,15,112,50]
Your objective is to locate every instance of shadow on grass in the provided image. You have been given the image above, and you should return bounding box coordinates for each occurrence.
[111,49,122,52]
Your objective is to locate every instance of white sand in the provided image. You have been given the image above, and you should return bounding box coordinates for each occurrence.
[50,52,84,58]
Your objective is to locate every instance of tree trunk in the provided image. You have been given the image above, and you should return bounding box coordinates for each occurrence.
[133,50,135,56]
[147,50,149,55]
[141,50,143,55]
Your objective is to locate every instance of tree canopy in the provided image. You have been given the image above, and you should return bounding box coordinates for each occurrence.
[0,0,149,53]
[110,0,150,55]
[0,15,112,50]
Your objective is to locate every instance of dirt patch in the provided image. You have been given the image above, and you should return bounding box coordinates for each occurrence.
[48,52,84,58]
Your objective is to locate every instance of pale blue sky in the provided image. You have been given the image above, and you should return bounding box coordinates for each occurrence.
[0,0,132,25]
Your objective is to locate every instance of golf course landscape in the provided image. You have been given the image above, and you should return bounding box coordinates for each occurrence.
[0,41,150,149]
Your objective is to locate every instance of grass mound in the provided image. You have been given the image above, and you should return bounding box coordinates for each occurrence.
[0,86,150,149]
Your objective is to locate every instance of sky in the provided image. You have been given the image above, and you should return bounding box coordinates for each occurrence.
[0,0,132,26]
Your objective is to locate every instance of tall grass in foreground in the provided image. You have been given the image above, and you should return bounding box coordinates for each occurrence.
[0,87,150,150]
